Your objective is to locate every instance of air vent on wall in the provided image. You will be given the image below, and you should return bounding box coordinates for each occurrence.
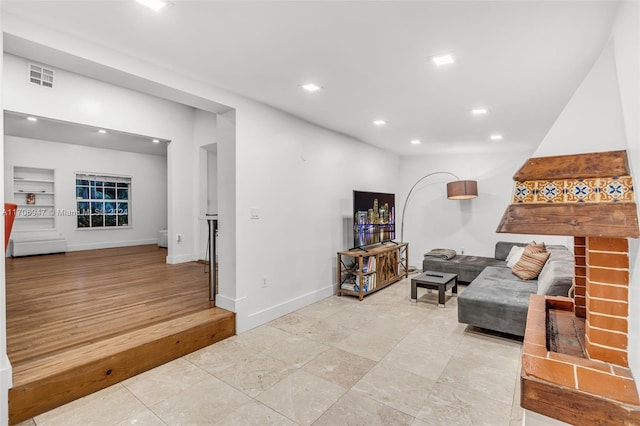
[29,63,54,88]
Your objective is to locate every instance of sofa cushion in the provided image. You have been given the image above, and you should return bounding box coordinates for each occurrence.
[525,241,547,253]
[512,250,550,280]
[506,246,525,268]
[458,266,537,336]
[494,241,528,261]
[536,245,575,296]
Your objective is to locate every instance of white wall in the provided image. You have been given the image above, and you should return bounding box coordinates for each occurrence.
[215,110,237,309]
[399,151,568,268]
[3,53,199,263]
[232,100,398,331]
[4,136,167,251]
[611,1,640,387]
[535,40,627,156]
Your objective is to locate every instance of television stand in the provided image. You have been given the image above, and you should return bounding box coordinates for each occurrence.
[337,243,408,300]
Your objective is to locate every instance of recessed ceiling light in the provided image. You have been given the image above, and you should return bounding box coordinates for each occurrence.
[432,54,455,66]
[302,83,321,92]
[136,0,168,12]
[152,139,160,143]
[373,120,387,126]
[471,108,489,115]
[490,134,503,140]
[98,129,107,134]
[27,117,38,122]
[410,139,421,145]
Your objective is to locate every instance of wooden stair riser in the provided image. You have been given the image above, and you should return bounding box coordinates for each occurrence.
[9,314,235,425]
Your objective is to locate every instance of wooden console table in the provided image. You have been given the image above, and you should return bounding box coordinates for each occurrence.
[337,242,408,300]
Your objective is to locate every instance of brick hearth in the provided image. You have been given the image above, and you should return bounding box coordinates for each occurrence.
[521,296,640,424]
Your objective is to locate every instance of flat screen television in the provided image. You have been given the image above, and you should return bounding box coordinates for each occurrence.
[353,190,396,248]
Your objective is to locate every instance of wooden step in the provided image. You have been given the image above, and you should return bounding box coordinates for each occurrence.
[8,308,235,425]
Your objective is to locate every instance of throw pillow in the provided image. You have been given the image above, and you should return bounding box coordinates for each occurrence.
[525,241,546,254]
[512,250,550,280]
[506,246,525,268]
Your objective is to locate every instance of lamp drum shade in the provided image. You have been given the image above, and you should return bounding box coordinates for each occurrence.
[447,180,478,200]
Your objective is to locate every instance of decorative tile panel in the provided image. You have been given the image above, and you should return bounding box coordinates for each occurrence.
[512,176,634,204]
[513,181,535,203]
[600,177,634,203]
[534,180,564,203]
[565,178,599,203]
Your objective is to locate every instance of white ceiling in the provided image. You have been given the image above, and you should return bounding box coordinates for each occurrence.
[4,111,169,156]
[1,1,621,156]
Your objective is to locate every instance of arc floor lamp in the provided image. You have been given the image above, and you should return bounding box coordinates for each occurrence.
[400,172,478,242]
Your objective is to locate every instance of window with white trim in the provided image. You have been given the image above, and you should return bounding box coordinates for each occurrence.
[76,173,130,228]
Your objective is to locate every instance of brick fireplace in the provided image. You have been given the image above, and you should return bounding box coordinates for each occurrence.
[583,236,630,367]
[497,150,640,424]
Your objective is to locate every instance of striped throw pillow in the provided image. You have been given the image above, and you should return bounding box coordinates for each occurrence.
[525,241,546,254]
[512,250,550,280]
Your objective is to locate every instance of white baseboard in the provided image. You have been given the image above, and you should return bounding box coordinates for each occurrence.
[215,293,239,313]
[166,253,198,264]
[66,238,157,252]
[237,284,334,334]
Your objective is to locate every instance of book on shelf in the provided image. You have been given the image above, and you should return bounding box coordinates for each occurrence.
[362,256,376,273]
[355,274,376,292]
[341,283,356,291]
[354,283,368,293]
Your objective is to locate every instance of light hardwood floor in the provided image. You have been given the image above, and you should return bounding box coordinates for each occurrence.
[6,245,212,366]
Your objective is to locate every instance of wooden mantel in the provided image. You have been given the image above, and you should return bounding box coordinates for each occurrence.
[496,150,640,238]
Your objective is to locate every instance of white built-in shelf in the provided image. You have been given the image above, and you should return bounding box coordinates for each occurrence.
[13,178,55,183]
[14,191,55,195]
[12,166,56,232]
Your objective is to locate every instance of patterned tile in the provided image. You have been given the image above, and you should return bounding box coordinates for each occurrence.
[565,178,599,203]
[512,176,634,204]
[534,180,564,204]
[600,177,634,203]
[513,181,534,203]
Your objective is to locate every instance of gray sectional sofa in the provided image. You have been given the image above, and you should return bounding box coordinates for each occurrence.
[423,241,574,337]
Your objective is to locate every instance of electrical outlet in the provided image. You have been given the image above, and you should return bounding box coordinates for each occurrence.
[251,208,260,219]
[461,247,465,254]
[176,234,182,243]
[262,276,268,288]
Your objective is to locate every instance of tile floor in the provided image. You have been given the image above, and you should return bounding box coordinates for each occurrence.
[18,277,524,425]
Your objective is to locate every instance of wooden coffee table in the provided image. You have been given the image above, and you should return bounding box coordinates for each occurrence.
[410,271,458,307]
